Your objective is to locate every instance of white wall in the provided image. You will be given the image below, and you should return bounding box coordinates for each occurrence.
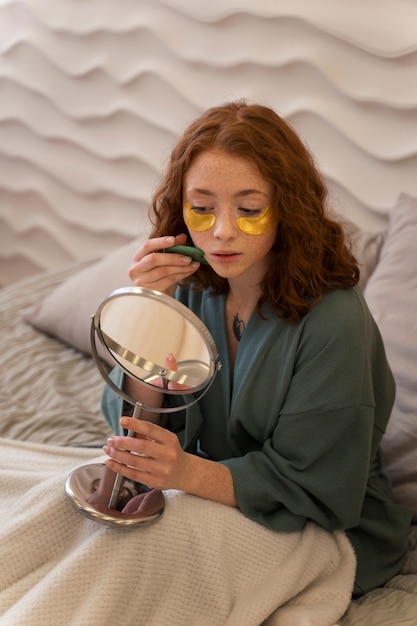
[1,0,416,285]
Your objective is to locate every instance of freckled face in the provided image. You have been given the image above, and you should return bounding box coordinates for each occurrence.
[183,149,277,284]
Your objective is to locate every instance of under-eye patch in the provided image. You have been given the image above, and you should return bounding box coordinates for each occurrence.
[183,203,276,236]
[183,202,216,232]
[235,206,277,235]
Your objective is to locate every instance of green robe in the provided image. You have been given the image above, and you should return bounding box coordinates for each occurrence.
[102,285,411,596]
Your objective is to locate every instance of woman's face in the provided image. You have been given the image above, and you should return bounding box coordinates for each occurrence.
[183,148,277,284]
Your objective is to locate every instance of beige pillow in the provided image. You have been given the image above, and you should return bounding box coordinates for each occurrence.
[24,237,145,357]
[364,193,417,519]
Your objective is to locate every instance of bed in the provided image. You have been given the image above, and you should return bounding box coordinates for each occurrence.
[1,192,417,625]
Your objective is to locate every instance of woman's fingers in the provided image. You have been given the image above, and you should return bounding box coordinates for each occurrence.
[103,418,185,489]
[129,254,198,288]
[131,234,185,264]
[129,234,199,290]
[104,419,166,459]
[104,419,171,459]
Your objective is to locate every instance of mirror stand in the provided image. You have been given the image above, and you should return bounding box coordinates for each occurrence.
[65,286,220,528]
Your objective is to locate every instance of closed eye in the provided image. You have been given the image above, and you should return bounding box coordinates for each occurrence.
[238,207,263,217]
[191,205,215,214]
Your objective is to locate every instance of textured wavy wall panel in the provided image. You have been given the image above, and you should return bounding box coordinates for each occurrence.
[1,0,416,285]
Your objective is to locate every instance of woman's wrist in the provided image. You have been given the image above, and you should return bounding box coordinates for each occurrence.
[178,453,238,508]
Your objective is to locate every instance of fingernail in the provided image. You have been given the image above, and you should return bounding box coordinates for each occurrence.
[106,437,114,446]
[181,255,192,263]
[166,353,175,362]
[165,236,175,243]
[103,445,110,454]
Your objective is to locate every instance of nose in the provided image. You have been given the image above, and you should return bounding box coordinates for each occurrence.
[212,209,237,240]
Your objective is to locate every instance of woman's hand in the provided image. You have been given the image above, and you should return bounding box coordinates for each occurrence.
[103,417,191,491]
[129,233,200,292]
[102,418,237,507]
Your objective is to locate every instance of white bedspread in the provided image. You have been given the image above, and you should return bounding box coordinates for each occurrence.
[0,437,355,626]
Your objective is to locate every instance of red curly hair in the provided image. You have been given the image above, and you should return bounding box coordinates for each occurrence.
[149,100,359,323]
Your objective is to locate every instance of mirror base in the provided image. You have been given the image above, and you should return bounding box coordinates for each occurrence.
[65,463,165,528]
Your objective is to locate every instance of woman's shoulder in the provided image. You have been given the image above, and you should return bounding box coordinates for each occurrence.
[310,285,368,323]
[298,286,374,346]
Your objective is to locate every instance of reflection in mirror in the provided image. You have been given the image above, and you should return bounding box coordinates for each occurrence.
[65,463,165,528]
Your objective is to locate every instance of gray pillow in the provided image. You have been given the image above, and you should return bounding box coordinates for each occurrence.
[364,193,417,519]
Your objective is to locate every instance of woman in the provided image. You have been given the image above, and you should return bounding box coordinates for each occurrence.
[99,101,411,597]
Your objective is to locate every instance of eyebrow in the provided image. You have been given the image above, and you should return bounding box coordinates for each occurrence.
[187,188,269,199]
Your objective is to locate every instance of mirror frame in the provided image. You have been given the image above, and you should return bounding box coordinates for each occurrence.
[91,286,221,413]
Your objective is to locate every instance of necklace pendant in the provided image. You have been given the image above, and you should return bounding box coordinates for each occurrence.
[232,313,245,341]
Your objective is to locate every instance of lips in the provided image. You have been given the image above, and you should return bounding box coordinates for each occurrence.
[210,251,241,264]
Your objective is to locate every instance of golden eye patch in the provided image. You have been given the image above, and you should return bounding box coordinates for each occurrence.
[183,202,277,236]
[236,205,277,235]
[183,202,216,232]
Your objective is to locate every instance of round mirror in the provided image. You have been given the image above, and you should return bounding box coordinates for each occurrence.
[65,286,221,527]
[94,286,219,398]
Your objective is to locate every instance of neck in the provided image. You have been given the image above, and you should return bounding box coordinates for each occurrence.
[227,278,262,310]
[226,253,270,304]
